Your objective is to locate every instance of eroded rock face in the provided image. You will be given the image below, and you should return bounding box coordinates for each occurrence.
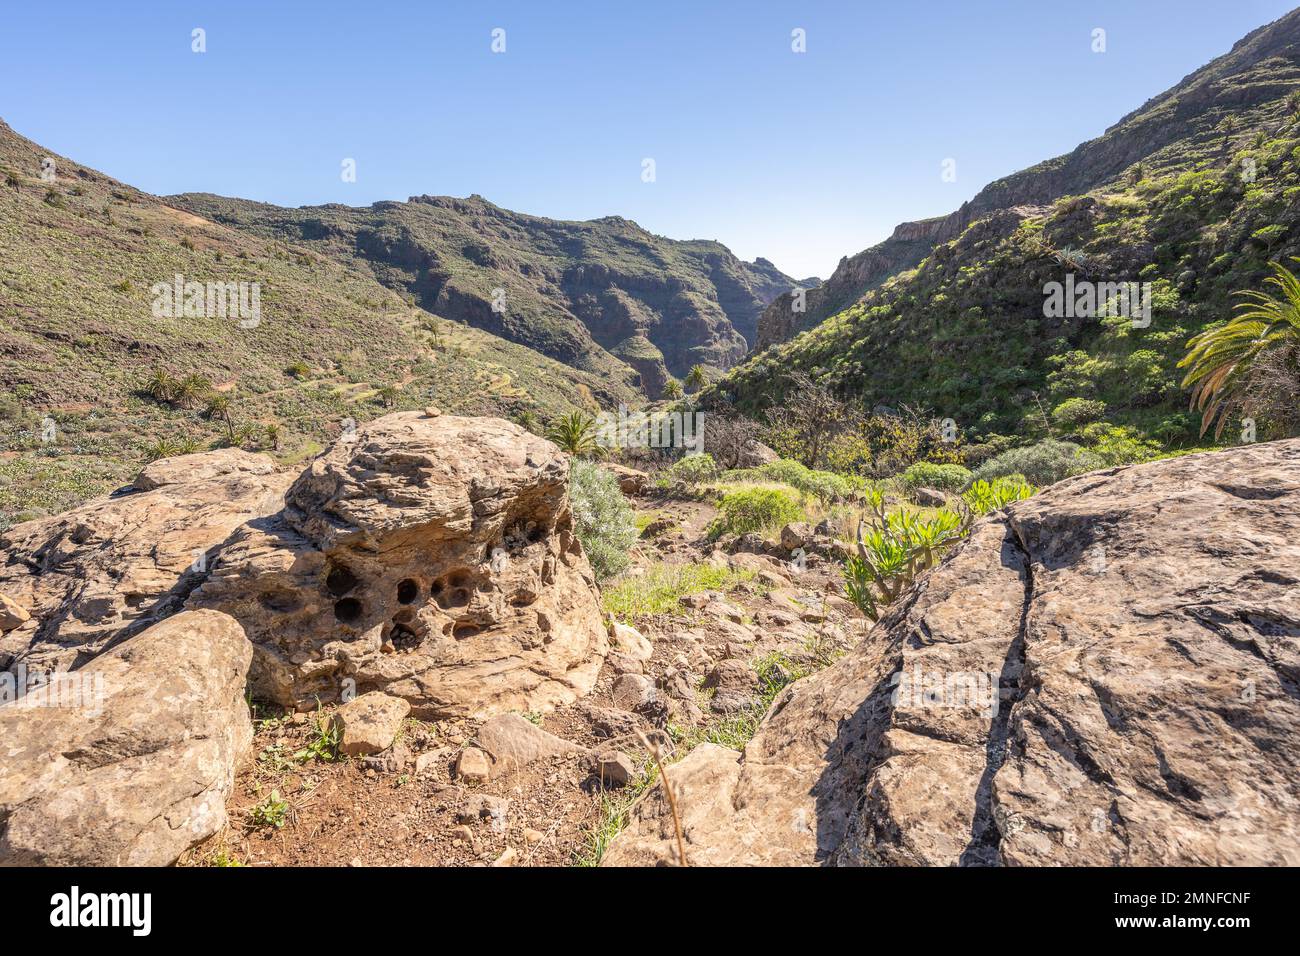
[132,447,278,491]
[188,412,609,718]
[606,441,1300,866]
[0,609,253,866]
[0,457,291,673]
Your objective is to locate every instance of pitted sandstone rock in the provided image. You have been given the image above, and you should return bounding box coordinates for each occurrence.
[187,412,609,718]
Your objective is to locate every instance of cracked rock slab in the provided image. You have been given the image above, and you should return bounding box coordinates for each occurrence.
[605,441,1300,866]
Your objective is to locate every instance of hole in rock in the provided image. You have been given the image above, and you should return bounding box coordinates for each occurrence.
[448,571,471,588]
[452,622,482,640]
[259,591,302,613]
[397,579,420,604]
[448,588,471,608]
[326,566,358,596]
[333,597,363,623]
[390,622,423,651]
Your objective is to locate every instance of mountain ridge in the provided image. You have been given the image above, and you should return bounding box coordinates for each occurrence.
[171,188,802,394]
[755,6,1300,352]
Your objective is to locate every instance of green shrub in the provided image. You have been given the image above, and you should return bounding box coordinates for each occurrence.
[844,492,968,621]
[1051,398,1107,429]
[970,440,1101,486]
[1079,423,1161,467]
[569,460,637,581]
[900,461,973,492]
[722,459,869,502]
[668,453,718,484]
[706,487,805,540]
[961,477,1036,516]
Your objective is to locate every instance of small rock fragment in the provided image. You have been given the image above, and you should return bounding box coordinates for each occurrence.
[455,747,491,783]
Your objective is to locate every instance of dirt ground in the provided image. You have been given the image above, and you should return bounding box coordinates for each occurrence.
[182,490,864,868]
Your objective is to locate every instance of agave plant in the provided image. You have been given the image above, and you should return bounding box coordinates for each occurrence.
[845,489,972,621]
[1051,245,1092,273]
[545,411,602,458]
[1178,259,1300,438]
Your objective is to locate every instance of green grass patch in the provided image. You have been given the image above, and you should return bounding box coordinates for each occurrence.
[602,562,757,623]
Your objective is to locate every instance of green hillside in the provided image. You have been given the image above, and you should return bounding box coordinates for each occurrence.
[0,120,639,525]
[718,10,1300,455]
[170,192,801,395]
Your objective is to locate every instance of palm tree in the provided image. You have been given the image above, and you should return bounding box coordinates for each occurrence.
[143,369,177,405]
[204,393,236,440]
[1179,259,1300,438]
[376,384,400,408]
[230,422,259,449]
[661,379,683,400]
[545,411,602,458]
[685,364,708,393]
[173,373,212,409]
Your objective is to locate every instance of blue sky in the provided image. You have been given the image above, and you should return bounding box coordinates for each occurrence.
[2,1,1295,279]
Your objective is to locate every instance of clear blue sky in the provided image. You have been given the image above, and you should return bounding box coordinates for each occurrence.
[2,1,1295,279]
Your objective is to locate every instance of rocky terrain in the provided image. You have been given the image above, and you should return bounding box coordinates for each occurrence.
[607,440,1300,866]
[0,410,858,865]
[4,9,1300,873]
[2,407,1297,867]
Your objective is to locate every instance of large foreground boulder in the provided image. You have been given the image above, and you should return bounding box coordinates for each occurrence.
[0,450,290,673]
[188,411,609,717]
[605,440,1300,866]
[0,609,253,866]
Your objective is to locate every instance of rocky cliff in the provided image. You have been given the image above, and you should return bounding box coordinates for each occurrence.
[171,192,801,393]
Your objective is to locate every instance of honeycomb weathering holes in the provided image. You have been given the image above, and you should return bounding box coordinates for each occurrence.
[397,578,419,604]
[333,597,363,623]
[326,565,358,596]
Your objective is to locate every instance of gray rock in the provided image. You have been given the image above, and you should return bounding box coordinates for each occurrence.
[0,609,253,866]
[604,442,1300,866]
